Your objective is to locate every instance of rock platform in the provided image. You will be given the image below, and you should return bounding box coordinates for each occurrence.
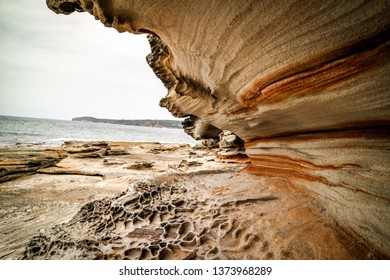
[0,142,382,259]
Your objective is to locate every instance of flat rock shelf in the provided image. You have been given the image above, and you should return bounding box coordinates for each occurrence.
[0,142,383,259]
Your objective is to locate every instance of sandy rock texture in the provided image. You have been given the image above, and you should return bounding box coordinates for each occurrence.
[44,0,390,257]
[0,142,380,259]
[0,141,203,259]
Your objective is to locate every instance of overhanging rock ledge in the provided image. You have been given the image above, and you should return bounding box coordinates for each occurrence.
[46,0,390,257]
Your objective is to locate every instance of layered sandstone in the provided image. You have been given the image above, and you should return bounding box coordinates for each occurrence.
[45,0,390,257]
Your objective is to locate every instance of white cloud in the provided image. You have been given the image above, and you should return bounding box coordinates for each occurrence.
[0,0,173,120]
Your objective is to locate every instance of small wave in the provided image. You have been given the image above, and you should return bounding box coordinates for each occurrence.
[0,131,44,137]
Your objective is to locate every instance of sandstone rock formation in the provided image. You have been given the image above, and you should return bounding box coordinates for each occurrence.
[1,142,382,260]
[0,141,203,259]
[0,146,64,183]
[46,0,390,257]
[21,171,375,260]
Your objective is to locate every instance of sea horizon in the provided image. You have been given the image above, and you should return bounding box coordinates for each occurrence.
[0,115,196,147]
[0,114,181,123]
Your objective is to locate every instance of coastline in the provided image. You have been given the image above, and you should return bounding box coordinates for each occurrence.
[0,115,196,148]
[0,141,381,259]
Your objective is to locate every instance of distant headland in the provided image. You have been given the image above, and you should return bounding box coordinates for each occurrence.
[72,116,182,129]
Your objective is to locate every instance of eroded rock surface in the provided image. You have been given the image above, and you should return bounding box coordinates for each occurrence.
[0,147,63,183]
[21,157,376,260]
[0,141,209,259]
[1,142,384,259]
[44,0,390,257]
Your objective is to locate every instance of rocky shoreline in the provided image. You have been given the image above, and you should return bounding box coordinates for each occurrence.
[0,141,383,259]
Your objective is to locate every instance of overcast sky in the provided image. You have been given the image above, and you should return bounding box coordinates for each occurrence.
[0,0,175,120]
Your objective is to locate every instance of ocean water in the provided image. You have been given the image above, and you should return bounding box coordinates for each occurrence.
[0,115,196,147]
